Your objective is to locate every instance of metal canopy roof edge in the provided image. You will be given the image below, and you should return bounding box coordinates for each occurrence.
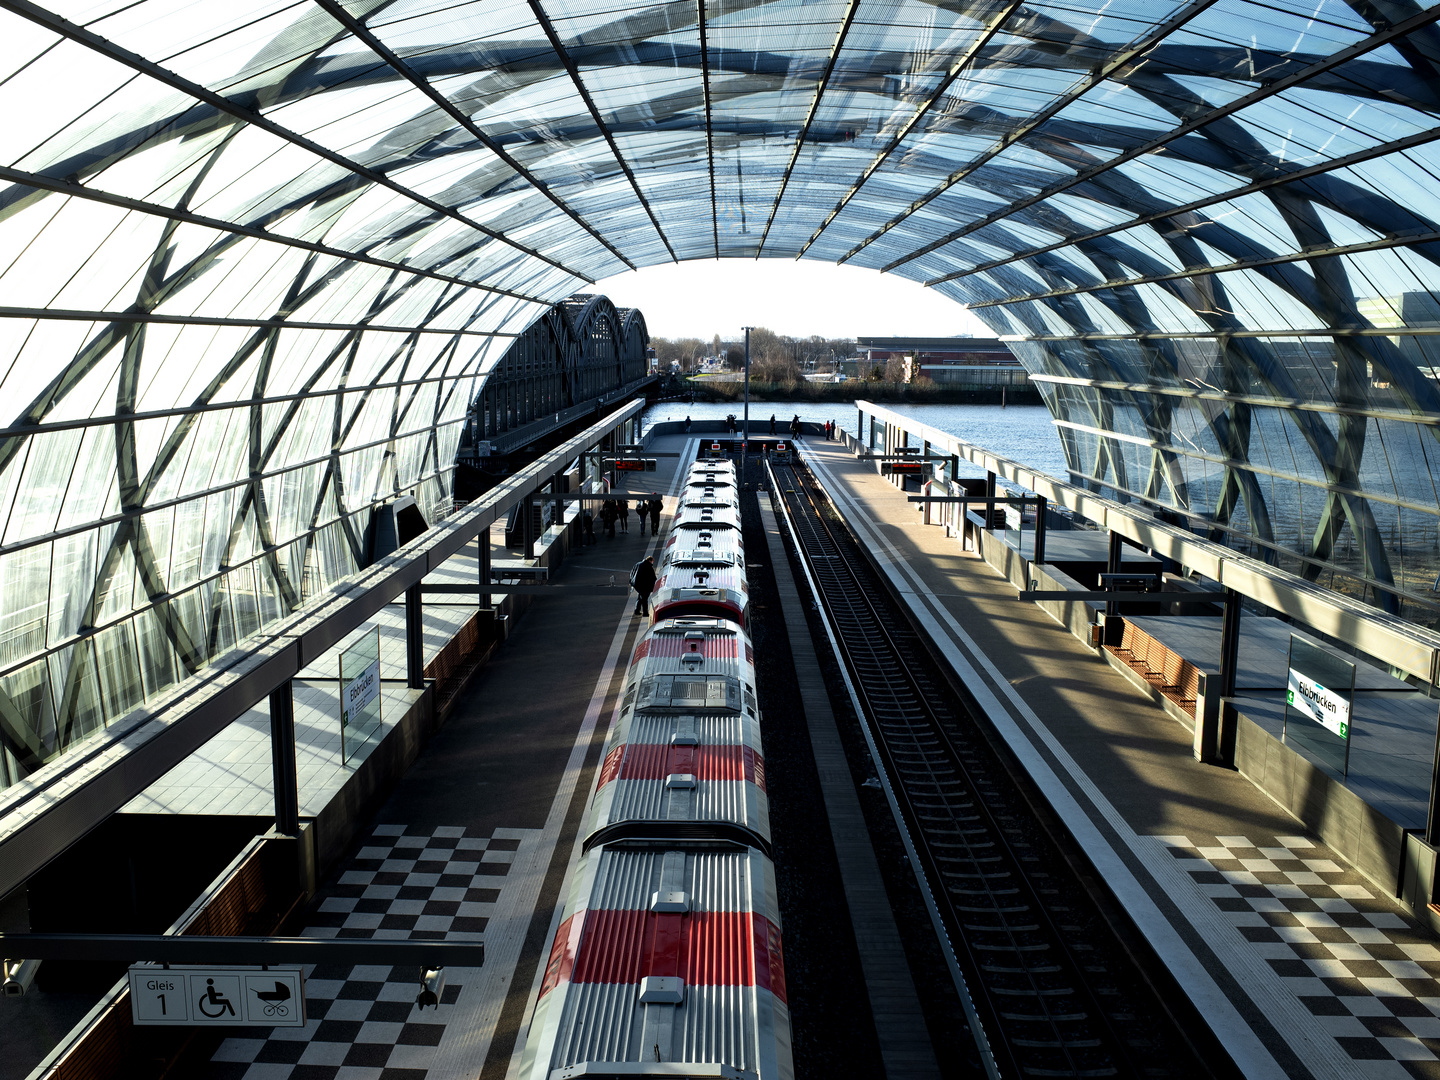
[0,399,644,901]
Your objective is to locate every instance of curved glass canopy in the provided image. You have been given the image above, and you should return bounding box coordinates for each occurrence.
[3,0,1440,782]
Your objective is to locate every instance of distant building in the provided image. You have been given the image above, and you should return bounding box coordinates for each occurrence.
[857,336,1025,385]
[858,336,1021,367]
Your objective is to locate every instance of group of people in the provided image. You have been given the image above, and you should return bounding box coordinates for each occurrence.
[580,496,663,544]
[676,415,840,440]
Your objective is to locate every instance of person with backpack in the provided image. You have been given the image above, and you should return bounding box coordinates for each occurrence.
[630,555,658,616]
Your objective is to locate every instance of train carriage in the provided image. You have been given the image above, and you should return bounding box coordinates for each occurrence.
[651,555,749,628]
[687,461,736,488]
[680,486,741,512]
[519,452,791,1080]
[522,843,793,1080]
[588,618,767,846]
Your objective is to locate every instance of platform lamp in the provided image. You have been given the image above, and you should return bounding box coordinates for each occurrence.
[741,325,753,474]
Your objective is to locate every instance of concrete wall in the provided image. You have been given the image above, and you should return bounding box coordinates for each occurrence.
[1234,714,1410,898]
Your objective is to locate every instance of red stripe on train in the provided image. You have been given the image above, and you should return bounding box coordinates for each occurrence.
[639,637,739,659]
[595,744,767,791]
[539,909,786,1003]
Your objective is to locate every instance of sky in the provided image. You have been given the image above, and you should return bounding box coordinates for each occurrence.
[593,258,992,341]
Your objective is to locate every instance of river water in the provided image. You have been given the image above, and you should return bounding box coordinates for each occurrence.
[640,400,1066,478]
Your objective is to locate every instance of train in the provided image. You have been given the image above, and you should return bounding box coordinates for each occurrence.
[521,455,793,1080]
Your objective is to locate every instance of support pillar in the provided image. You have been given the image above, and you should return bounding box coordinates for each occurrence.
[269,680,299,836]
[406,584,424,690]
[1217,587,1241,765]
[1196,589,1242,765]
[478,528,492,607]
[1034,495,1047,566]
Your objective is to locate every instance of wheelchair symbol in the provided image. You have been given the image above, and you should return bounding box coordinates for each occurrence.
[196,978,235,1018]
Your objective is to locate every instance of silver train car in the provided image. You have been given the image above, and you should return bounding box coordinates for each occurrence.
[681,485,741,512]
[687,460,736,488]
[652,552,749,628]
[523,844,791,1080]
[588,617,767,846]
[667,504,742,555]
[522,457,792,1080]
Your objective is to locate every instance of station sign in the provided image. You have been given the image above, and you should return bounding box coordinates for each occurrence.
[615,458,656,471]
[1282,634,1356,777]
[128,965,306,1027]
[1286,668,1350,739]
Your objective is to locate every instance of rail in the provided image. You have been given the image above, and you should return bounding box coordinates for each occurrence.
[769,453,1226,1078]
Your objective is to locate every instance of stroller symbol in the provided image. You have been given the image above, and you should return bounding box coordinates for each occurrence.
[197,978,236,1018]
[252,980,292,1017]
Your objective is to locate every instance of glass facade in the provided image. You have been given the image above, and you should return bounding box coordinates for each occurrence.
[4,0,1440,781]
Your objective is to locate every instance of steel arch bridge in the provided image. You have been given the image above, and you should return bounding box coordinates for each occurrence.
[460,295,652,465]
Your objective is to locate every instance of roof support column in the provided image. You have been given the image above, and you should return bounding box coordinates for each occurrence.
[406,585,424,690]
[269,680,299,837]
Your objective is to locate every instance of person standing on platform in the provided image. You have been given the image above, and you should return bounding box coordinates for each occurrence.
[630,555,658,617]
[649,497,662,536]
[791,414,802,440]
[684,415,691,432]
[638,499,649,537]
[582,508,596,545]
[769,414,777,435]
[618,498,630,533]
[601,500,616,538]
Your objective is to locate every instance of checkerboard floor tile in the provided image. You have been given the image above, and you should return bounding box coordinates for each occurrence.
[203,824,525,1080]
[1158,832,1440,1079]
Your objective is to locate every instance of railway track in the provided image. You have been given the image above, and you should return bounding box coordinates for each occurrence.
[768,457,1221,1080]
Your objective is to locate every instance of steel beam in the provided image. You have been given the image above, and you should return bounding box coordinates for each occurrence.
[924,124,1440,289]
[0,934,483,967]
[406,585,424,690]
[525,0,677,261]
[0,0,590,284]
[0,163,539,303]
[893,6,1440,278]
[313,0,630,271]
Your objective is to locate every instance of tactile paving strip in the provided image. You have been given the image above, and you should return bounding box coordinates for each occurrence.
[206,824,523,1080]
[1158,832,1440,1079]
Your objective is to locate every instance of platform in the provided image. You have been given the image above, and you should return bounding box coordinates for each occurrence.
[182,438,703,1080]
[801,435,1440,1080]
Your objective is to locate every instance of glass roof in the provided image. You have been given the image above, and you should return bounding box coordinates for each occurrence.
[5,0,1440,781]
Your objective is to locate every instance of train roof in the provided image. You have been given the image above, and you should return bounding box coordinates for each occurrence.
[586,709,770,846]
[681,489,741,510]
[662,546,742,568]
[524,845,791,1080]
[672,504,741,530]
